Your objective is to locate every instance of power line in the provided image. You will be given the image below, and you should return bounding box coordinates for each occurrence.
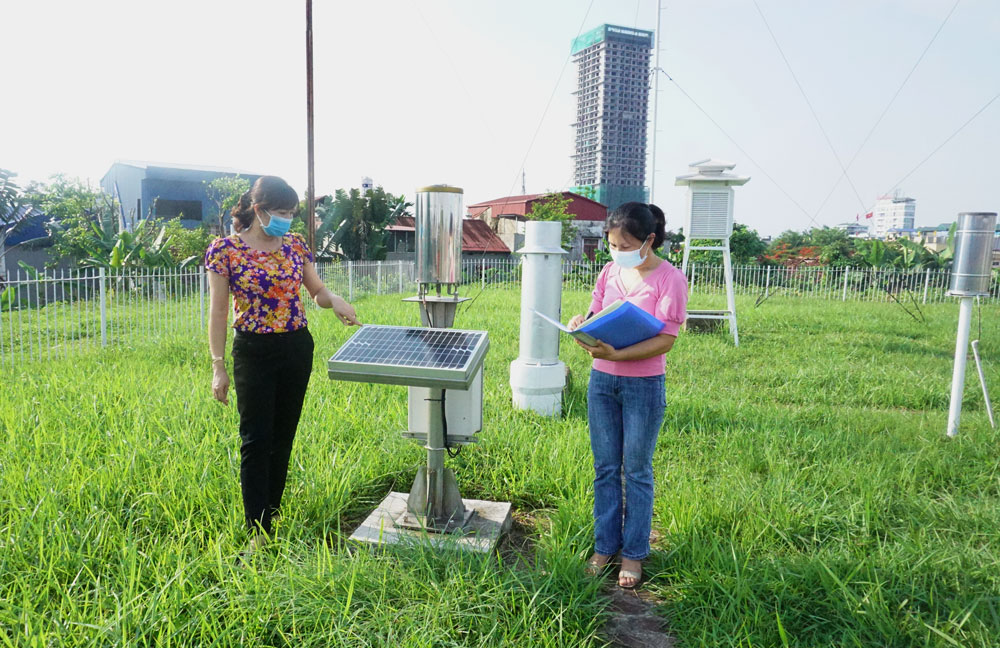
[656,68,813,220]
[752,0,867,217]
[884,90,999,195]
[493,0,597,214]
[811,0,962,220]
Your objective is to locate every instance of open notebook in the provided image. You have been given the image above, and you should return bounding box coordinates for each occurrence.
[532,299,665,350]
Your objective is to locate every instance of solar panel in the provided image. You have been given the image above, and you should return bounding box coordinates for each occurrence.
[327,325,489,390]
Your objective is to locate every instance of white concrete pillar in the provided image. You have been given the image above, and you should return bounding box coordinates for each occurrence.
[510,221,566,416]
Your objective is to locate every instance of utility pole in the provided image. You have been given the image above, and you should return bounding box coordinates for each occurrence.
[305,0,317,252]
[650,1,662,204]
[521,169,526,195]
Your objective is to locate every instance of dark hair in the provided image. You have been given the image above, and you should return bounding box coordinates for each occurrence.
[230,176,299,233]
[603,202,666,250]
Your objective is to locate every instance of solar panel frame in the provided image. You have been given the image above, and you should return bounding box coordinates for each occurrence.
[327,325,490,390]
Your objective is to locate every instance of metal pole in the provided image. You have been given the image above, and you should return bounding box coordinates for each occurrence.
[765,265,771,299]
[649,0,662,203]
[305,0,316,253]
[842,267,849,301]
[481,257,486,291]
[923,268,931,305]
[376,260,382,295]
[971,339,996,429]
[426,387,445,519]
[99,267,107,347]
[199,266,206,330]
[348,260,354,302]
[947,297,974,437]
[723,239,738,346]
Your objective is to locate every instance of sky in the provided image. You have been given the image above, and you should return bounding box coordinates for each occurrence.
[4,0,998,237]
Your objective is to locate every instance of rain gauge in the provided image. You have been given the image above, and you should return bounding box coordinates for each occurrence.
[328,185,512,551]
[946,211,997,437]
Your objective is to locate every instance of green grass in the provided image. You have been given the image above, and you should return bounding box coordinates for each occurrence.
[1,289,999,646]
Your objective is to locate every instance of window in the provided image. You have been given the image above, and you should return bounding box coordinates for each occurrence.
[154,199,203,222]
[583,237,601,261]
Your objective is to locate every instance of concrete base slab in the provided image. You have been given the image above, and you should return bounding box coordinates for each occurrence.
[349,491,512,553]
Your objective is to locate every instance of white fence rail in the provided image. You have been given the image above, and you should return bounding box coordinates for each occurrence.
[1,260,998,367]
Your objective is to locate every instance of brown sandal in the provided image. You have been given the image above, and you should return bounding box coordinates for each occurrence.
[584,553,613,577]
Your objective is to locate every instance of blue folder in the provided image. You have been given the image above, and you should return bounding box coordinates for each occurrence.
[577,300,665,349]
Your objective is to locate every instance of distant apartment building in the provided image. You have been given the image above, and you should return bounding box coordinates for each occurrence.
[834,221,870,238]
[570,24,653,210]
[870,191,915,239]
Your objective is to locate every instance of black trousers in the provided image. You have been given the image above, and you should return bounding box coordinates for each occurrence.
[231,327,314,535]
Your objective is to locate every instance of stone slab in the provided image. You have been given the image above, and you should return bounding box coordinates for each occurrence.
[349,491,512,553]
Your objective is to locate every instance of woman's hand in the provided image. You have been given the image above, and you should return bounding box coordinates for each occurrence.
[332,295,361,326]
[575,338,618,361]
[212,365,230,405]
[567,314,586,331]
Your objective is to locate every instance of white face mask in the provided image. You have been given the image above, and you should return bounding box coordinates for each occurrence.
[610,237,651,269]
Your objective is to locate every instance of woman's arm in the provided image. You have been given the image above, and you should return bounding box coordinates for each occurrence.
[207,270,231,405]
[575,333,676,361]
[302,261,360,326]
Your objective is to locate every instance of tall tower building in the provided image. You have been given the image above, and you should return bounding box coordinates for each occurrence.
[571,24,654,209]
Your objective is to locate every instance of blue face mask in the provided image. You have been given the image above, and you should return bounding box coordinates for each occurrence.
[257,210,293,238]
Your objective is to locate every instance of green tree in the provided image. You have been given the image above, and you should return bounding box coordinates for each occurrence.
[681,223,764,265]
[161,219,213,264]
[771,229,809,250]
[526,192,576,248]
[0,169,45,278]
[23,175,120,266]
[320,186,410,260]
[204,175,250,234]
[808,227,856,265]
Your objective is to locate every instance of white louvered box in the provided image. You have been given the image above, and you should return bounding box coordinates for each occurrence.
[675,159,749,241]
[688,189,734,238]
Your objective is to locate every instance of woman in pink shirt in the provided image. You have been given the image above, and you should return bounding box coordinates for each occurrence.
[568,202,688,589]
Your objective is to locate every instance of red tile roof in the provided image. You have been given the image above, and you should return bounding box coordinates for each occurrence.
[466,191,607,221]
[386,216,510,254]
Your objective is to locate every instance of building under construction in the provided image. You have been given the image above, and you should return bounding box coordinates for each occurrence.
[571,24,654,210]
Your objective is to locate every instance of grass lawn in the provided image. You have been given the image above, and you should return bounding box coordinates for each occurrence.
[1,288,998,646]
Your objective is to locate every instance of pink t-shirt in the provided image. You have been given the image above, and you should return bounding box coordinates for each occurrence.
[587,260,688,377]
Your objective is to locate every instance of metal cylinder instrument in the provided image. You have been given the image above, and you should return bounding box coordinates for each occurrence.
[949,212,997,297]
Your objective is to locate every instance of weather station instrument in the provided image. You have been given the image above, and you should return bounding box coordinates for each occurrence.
[328,185,511,552]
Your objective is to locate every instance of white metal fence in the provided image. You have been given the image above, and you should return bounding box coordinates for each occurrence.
[1,260,998,367]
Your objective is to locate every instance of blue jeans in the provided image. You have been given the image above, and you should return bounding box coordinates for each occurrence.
[587,369,666,561]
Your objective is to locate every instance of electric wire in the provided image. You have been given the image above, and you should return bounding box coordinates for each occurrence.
[494,0,598,215]
[810,0,962,221]
[752,0,867,216]
[882,89,1000,196]
[656,68,813,219]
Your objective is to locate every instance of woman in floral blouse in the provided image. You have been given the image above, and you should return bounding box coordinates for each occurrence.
[204,175,358,552]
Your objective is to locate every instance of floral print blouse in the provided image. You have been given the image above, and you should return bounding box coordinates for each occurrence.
[204,232,314,334]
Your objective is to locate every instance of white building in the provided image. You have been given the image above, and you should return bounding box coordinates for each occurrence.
[834,221,870,238]
[870,191,915,239]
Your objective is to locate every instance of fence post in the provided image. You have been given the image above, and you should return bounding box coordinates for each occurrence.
[690,263,696,295]
[923,268,931,304]
[842,268,849,301]
[398,261,404,293]
[348,261,354,302]
[199,266,206,330]
[99,267,108,347]
[481,257,486,291]
[764,265,771,299]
